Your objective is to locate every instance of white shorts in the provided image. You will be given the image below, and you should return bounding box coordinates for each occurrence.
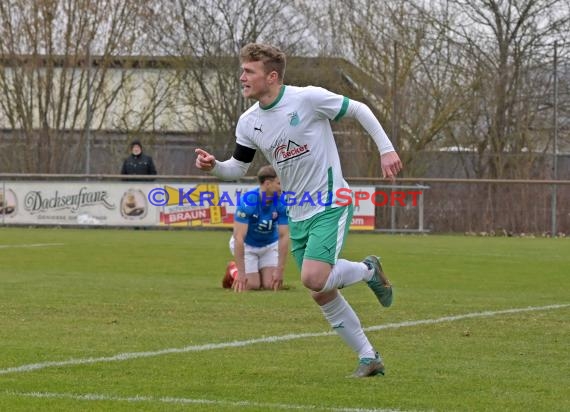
[229,236,279,274]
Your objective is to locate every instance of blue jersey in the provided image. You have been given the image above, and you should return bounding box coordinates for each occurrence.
[234,188,288,247]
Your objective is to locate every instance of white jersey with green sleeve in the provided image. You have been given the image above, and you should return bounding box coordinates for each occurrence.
[236,85,350,222]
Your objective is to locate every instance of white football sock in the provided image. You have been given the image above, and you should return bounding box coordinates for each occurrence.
[320,259,372,292]
[320,293,376,359]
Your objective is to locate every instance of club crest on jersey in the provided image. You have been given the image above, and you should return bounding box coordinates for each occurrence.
[288,111,300,126]
[273,140,310,164]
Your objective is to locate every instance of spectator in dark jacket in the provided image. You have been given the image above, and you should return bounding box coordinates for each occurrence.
[121,140,157,180]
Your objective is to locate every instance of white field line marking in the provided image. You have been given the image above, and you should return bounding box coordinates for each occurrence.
[0,243,64,249]
[4,391,411,412]
[0,303,568,376]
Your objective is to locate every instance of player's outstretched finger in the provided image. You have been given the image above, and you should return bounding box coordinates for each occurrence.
[195,148,209,157]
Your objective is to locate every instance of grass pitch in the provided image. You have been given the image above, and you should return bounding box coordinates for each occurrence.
[0,227,568,411]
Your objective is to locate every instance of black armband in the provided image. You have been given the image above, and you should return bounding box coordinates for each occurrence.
[233,143,256,163]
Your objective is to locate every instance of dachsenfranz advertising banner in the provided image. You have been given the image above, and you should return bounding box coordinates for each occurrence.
[0,182,157,226]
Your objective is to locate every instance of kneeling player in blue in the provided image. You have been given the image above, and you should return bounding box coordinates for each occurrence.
[223,165,289,291]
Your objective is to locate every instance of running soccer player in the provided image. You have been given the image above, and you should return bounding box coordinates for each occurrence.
[196,43,402,377]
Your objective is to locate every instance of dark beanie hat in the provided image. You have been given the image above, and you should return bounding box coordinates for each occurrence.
[130,140,143,149]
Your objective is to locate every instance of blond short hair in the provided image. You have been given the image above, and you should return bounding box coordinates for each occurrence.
[240,43,286,82]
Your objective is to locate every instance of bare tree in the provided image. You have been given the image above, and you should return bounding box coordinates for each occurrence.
[300,0,570,179]
[427,0,570,178]
[0,0,163,173]
[147,0,311,160]
[298,0,469,176]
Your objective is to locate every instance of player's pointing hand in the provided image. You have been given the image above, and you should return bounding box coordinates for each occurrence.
[195,148,216,171]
